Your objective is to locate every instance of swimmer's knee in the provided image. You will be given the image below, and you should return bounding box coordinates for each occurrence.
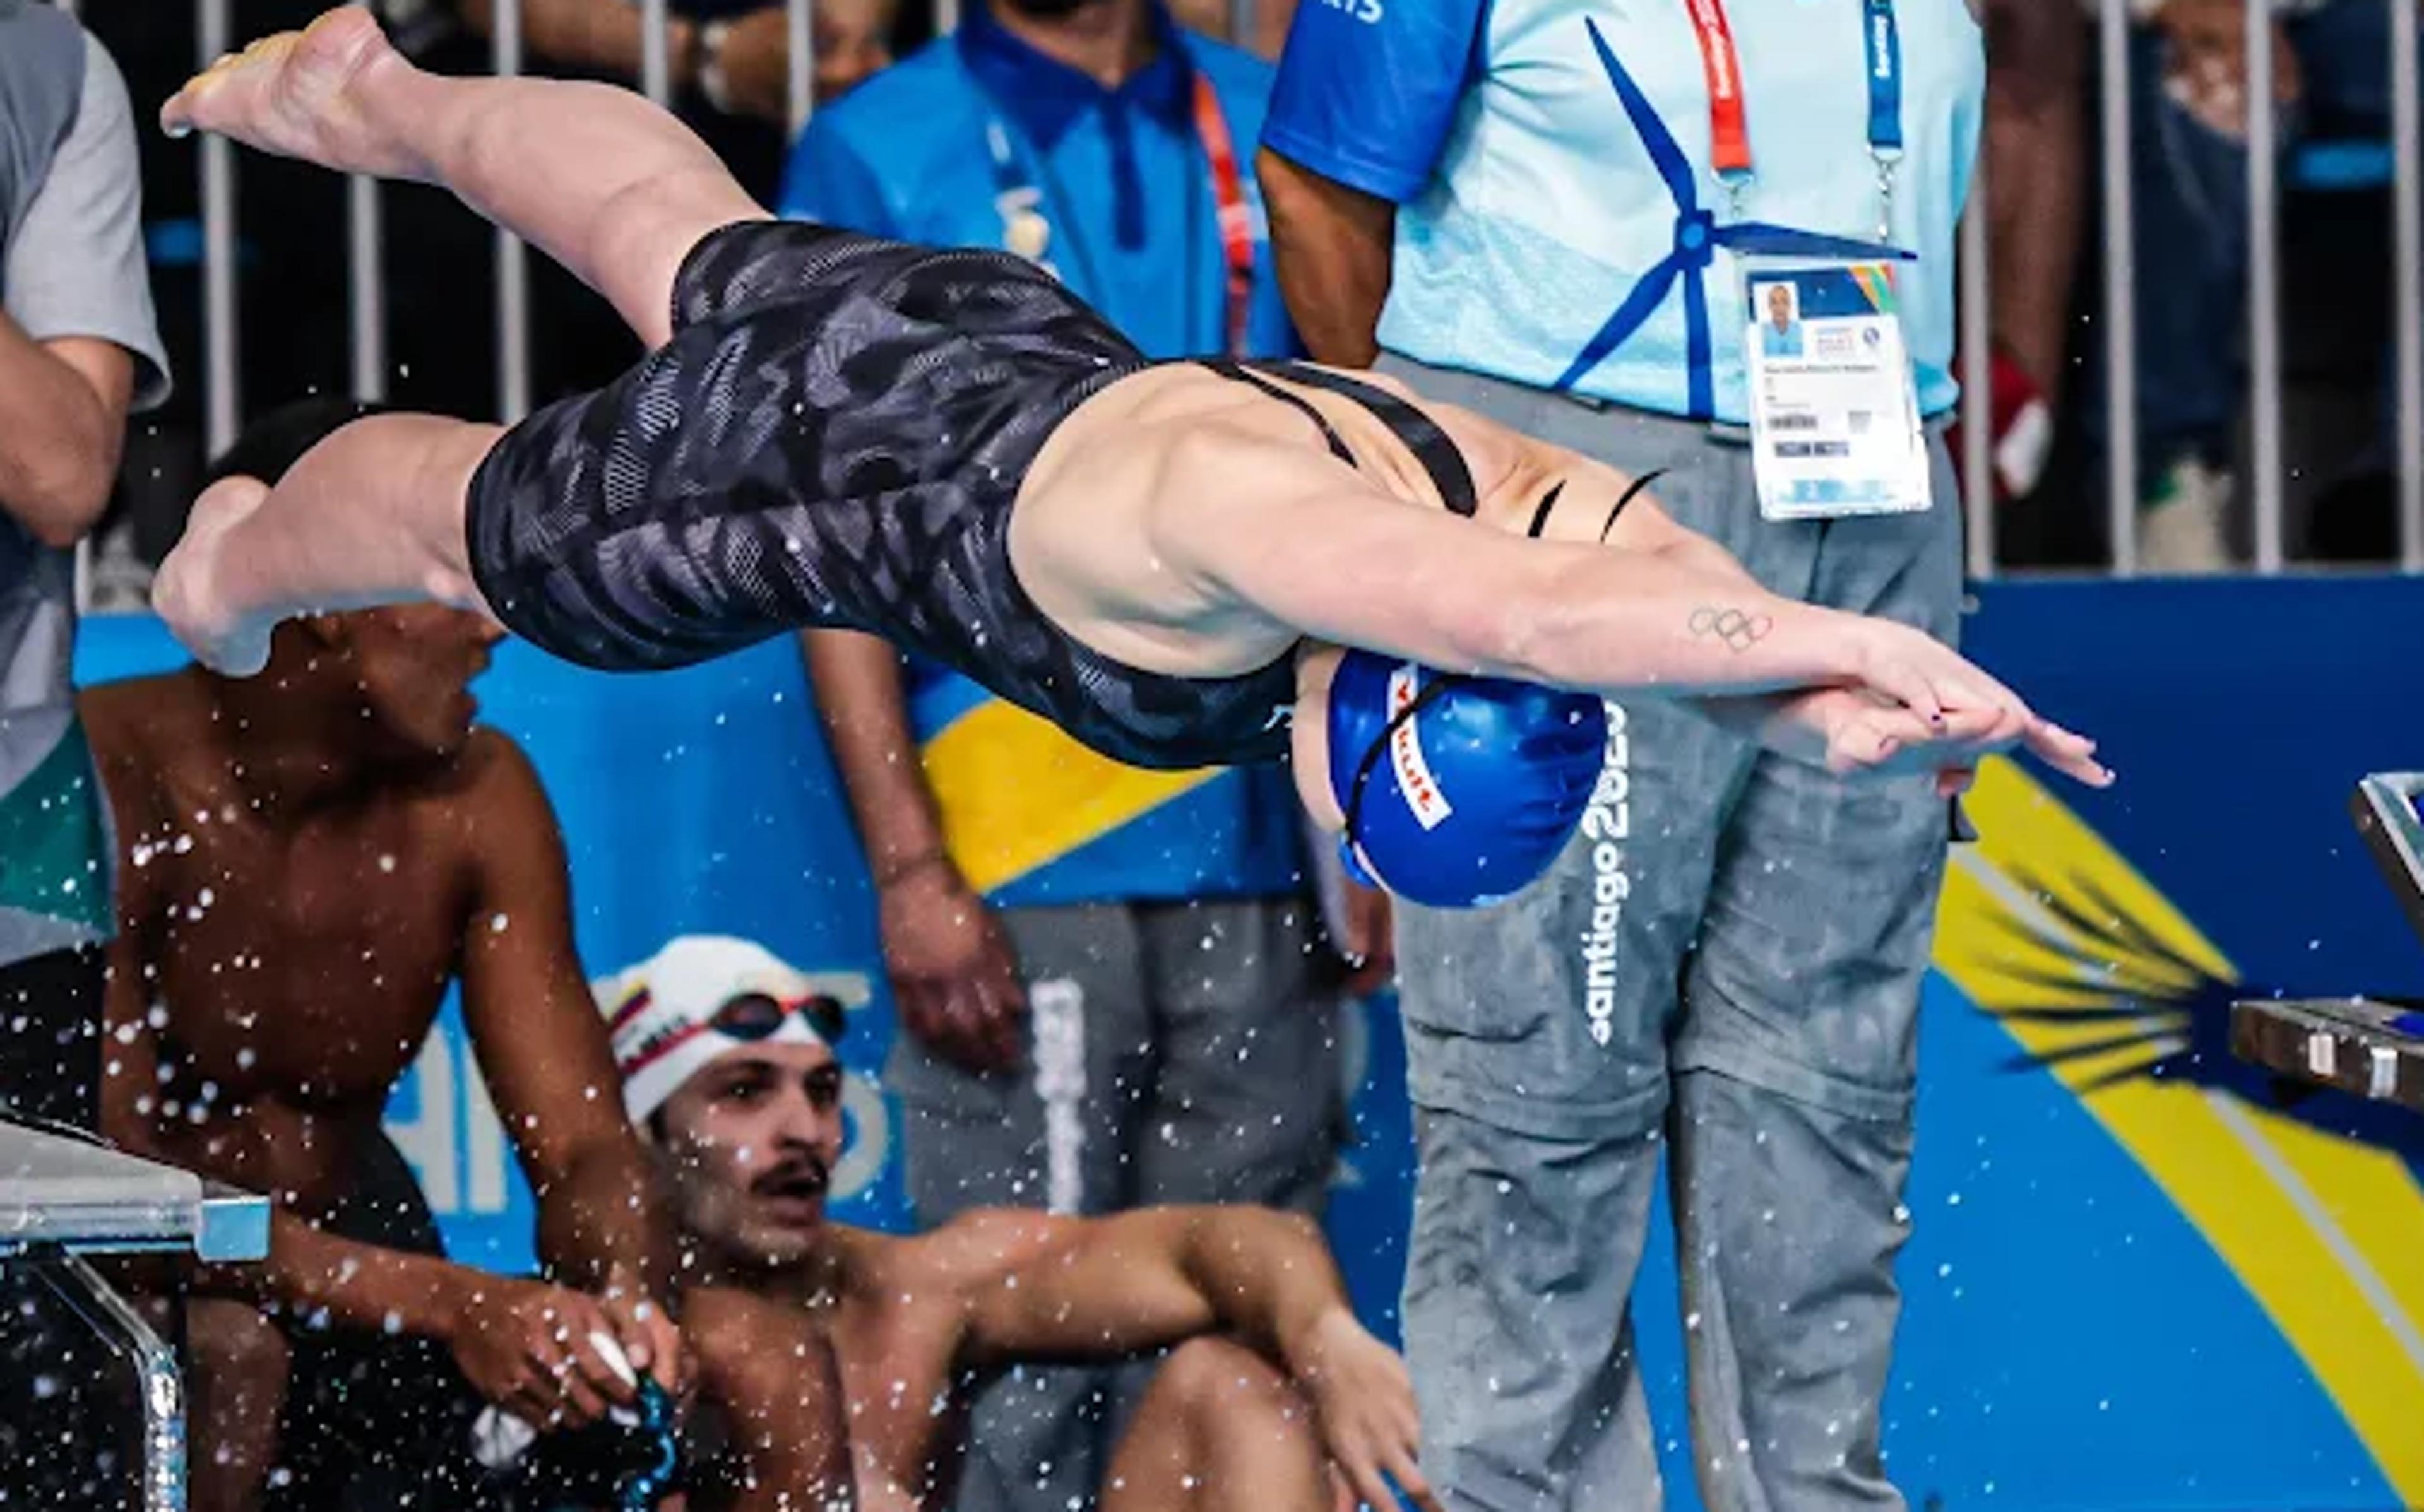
[1150,1336,1302,1430]
[417,418,510,601]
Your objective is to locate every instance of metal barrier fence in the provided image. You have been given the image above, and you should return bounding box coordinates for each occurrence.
[175,0,2424,578]
[189,0,821,451]
[1950,0,2424,577]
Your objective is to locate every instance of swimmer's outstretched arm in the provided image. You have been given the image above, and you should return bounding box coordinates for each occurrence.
[161,6,764,349]
[1146,438,2108,783]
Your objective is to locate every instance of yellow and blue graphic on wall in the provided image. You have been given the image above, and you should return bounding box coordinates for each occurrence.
[1937,758,2424,1506]
[906,671,1301,908]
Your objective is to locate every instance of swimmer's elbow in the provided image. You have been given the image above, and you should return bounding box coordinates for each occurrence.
[1480,551,1660,692]
[1459,575,1566,687]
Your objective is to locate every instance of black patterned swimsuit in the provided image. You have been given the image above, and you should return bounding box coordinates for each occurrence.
[464,219,1470,772]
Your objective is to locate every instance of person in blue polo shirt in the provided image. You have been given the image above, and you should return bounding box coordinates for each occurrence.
[777,11,1346,1512]
[1258,2,1985,1509]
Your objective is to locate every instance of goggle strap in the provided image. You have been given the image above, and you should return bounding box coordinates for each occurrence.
[1343,671,1469,862]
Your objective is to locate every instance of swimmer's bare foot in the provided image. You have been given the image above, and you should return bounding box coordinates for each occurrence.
[155,477,278,678]
[160,7,424,180]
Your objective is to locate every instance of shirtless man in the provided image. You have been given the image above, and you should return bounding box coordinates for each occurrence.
[586,933,1430,1512]
[82,399,689,1512]
[148,8,2111,843]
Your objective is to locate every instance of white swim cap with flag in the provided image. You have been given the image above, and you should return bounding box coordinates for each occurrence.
[596,935,870,1122]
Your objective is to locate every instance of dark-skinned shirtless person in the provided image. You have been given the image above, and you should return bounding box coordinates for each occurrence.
[580,933,1430,1512]
[81,399,691,1512]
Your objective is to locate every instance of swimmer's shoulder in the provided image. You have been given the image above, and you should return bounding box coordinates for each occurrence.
[1064,363,1321,459]
[79,670,184,767]
[78,671,205,831]
[444,725,538,794]
[397,728,573,911]
[425,726,562,840]
[891,1206,1083,1314]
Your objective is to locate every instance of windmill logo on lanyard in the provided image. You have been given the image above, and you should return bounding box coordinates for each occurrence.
[1553,6,1908,422]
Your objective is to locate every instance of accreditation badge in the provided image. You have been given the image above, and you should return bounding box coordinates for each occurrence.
[1740,258,1931,521]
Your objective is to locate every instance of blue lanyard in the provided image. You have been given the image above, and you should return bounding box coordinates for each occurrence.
[1865,0,1904,155]
[1863,0,1905,240]
[982,115,1108,309]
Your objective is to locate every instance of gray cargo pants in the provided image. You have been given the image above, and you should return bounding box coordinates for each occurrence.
[886,895,1345,1512]
[1380,353,1961,1512]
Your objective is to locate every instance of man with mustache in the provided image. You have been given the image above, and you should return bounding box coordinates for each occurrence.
[596,933,1434,1512]
[80,398,688,1512]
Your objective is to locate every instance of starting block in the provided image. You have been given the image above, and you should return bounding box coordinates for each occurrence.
[0,1117,270,1510]
[2230,773,2424,1113]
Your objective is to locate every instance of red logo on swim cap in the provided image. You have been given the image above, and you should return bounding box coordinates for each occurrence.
[1386,664,1454,830]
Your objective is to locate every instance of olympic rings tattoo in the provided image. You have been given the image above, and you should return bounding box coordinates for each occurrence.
[1688,606,1774,653]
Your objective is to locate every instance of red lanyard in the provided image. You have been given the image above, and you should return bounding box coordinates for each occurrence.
[1682,0,1753,180]
[1191,71,1254,357]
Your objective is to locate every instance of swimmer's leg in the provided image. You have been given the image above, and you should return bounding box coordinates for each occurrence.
[162,6,764,349]
[1102,1337,1338,1512]
[153,413,500,676]
[185,1297,293,1512]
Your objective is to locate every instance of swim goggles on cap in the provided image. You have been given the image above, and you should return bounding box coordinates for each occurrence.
[711,991,848,1046]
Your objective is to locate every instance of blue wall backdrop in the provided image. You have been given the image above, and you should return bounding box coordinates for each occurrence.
[74,576,2424,1511]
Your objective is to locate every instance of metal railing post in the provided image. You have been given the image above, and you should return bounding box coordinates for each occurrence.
[786,0,817,136]
[2246,0,2284,571]
[348,175,387,401]
[2099,0,2139,575]
[2396,0,2423,570]
[494,0,532,423]
[641,0,672,105]
[199,0,241,458]
[1959,193,1995,578]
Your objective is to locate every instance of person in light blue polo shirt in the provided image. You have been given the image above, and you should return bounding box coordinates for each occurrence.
[1259,2,1985,1508]
[779,13,1345,1512]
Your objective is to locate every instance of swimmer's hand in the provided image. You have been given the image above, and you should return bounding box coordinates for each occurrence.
[1292,1307,1441,1512]
[598,1274,694,1402]
[447,1276,648,1430]
[1719,687,2105,794]
[1842,621,2113,788]
[1336,880,1397,997]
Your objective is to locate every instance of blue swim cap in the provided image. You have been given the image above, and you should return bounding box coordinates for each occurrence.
[1326,649,1607,909]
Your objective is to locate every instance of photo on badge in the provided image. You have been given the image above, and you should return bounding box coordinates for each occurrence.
[1756,278,1806,361]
